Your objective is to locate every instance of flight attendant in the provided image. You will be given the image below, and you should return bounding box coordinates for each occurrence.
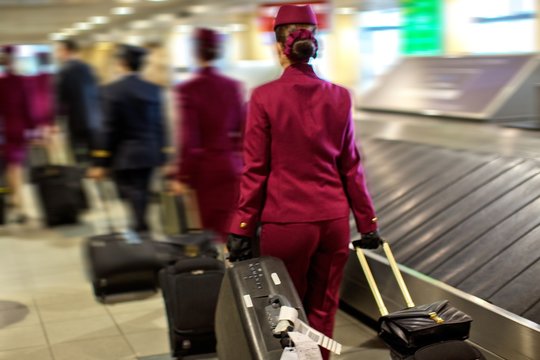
[170,28,245,240]
[226,5,382,358]
[0,45,39,223]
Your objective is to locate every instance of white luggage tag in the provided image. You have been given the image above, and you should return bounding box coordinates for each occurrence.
[276,306,343,356]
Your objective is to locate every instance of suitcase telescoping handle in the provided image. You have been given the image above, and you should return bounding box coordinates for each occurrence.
[354,240,415,317]
[93,180,118,234]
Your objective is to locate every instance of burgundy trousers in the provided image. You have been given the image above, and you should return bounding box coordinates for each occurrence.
[260,217,350,360]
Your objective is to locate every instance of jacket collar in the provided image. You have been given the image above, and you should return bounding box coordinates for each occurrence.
[281,62,318,80]
[198,66,217,76]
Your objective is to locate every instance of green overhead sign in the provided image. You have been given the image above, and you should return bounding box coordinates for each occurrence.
[401,0,443,55]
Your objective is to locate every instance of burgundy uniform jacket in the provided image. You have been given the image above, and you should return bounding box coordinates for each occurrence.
[0,72,37,144]
[33,73,55,126]
[176,67,244,234]
[229,63,377,236]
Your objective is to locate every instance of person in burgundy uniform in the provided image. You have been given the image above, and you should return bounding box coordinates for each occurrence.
[0,45,39,222]
[170,28,245,240]
[226,5,382,358]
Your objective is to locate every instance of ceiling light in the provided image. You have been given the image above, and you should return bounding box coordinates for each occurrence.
[90,16,109,25]
[75,22,93,31]
[112,7,134,15]
[190,5,208,14]
[227,23,247,32]
[63,28,78,36]
[50,33,66,41]
[116,0,138,3]
[175,24,193,33]
[336,7,356,15]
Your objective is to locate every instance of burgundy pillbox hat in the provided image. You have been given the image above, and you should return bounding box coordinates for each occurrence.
[195,28,221,48]
[274,5,318,29]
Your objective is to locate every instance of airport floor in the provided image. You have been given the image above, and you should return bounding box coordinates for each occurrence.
[1,113,539,359]
[0,199,387,360]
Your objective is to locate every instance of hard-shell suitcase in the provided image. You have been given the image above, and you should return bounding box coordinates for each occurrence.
[390,340,485,360]
[215,257,310,360]
[354,240,473,354]
[159,257,225,359]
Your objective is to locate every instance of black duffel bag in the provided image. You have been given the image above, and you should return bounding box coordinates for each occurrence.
[379,300,472,351]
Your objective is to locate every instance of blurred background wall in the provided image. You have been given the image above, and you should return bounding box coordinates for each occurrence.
[0,0,538,96]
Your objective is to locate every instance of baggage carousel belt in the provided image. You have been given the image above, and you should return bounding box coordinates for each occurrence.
[347,138,540,327]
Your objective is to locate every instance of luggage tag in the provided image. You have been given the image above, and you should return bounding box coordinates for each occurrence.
[277,306,342,356]
[280,333,322,360]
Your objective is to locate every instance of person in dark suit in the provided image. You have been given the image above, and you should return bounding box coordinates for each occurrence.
[170,28,245,240]
[55,39,101,164]
[88,44,168,234]
[226,6,382,359]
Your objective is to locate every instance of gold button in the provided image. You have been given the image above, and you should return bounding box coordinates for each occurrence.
[371,217,378,223]
[240,222,248,229]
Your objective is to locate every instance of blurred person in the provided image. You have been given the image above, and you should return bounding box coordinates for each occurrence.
[88,44,168,234]
[55,39,101,164]
[33,52,55,134]
[226,5,382,359]
[142,42,172,88]
[0,45,40,223]
[170,28,245,240]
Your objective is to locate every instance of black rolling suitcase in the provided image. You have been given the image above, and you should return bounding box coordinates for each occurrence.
[85,183,215,301]
[29,143,88,210]
[216,257,314,360]
[85,232,160,300]
[354,240,475,357]
[84,182,163,300]
[33,165,80,226]
[159,257,224,359]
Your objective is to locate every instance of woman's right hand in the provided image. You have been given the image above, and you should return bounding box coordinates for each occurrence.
[168,180,188,195]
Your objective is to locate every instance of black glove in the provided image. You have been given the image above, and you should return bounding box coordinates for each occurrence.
[353,231,383,250]
[227,233,253,262]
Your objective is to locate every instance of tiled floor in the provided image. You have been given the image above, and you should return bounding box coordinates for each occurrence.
[0,188,388,360]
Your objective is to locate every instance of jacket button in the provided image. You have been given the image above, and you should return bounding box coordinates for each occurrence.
[371,217,378,223]
[240,222,248,229]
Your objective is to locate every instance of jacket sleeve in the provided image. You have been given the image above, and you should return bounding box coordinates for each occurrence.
[91,87,117,168]
[338,92,378,234]
[232,82,246,153]
[228,91,271,237]
[176,85,201,184]
[55,68,68,118]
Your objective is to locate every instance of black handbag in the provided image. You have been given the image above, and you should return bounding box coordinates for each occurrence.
[379,300,472,351]
[354,240,473,353]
